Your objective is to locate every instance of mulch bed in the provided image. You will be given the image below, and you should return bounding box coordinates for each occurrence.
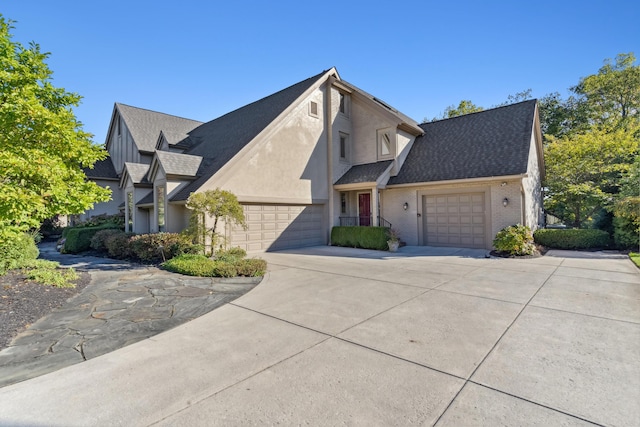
[0,270,91,351]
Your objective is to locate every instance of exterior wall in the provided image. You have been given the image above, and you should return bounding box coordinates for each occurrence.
[213,86,329,204]
[79,179,122,221]
[382,180,525,249]
[349,94,395,167]
[393,130,415,176]
[522,132,544,230]
[124,180,152,234]
[106,115,141,175]
[330,86,352,184]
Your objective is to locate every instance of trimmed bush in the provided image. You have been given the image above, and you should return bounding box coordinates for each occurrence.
[90,229,124,253]
[493,224,535,256]
[613,216,639,249]
[63,224,121,254]
[0,228,39,274]
[105,232,135,259]
[331,226,389,251]
[213,262,238,278]
[533,228,611,249]
[235,258,267,277]
[215,247,247,262]
[130,233,197,263]
[163,254,217,276]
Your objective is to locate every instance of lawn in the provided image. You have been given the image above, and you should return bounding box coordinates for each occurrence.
[630,252,640,269]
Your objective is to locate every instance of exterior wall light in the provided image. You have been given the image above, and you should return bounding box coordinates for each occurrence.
[403,202,409,210]
[503,198,509,207]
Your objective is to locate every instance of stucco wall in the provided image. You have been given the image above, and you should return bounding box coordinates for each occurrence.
[212,86,328,204]
[350,95,395,166]
[79,179,122,221]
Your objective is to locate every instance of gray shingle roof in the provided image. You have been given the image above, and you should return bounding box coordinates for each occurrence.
[84,157,119,180]
[116,104,203,153]
[136,191,154,206]
[335,161,393,185]
[170,69,329,201]
[155,151,203,177]
[123,162,150,184]
[388,100,537,185]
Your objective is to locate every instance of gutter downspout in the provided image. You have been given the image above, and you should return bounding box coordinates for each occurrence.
[326,76,335,245]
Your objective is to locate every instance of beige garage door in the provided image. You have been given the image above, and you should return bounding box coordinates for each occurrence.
[229,204,325,252]
[422,193,486,249]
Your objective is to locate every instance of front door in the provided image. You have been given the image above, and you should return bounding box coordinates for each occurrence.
[358,193,371,226]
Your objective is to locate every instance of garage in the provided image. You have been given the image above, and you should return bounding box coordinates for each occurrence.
[422,193,486,249]
[229,204,326,252]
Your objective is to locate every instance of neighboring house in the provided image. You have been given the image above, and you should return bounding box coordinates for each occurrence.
[82,68,544,251]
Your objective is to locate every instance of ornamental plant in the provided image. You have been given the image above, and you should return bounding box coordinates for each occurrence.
[493,224,535,256]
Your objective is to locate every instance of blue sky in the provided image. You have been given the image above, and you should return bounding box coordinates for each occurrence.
[2,1,638,144]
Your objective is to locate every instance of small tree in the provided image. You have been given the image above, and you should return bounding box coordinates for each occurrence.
[185,189,246,253]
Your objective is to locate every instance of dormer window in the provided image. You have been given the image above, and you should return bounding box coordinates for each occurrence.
[377,129,394,159]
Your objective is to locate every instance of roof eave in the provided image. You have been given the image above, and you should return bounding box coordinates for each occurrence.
[386,173,528,189]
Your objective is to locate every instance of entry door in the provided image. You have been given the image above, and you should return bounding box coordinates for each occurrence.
[358,193,371,226]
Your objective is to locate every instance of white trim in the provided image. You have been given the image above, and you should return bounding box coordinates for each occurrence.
[386,174,527,189]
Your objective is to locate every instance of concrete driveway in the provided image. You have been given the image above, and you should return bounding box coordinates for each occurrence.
[1,246,638,426]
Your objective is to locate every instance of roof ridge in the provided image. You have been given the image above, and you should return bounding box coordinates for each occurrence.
[116,102,204,124]
[422,99,537,126]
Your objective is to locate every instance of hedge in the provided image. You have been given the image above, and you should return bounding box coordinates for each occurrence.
[0,229,39,274]
[63,224,122,254]
[331,226,389,251]
[533,228,611,249]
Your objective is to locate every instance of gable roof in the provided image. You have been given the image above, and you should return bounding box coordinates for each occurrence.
[335,160,394,185]
[115,104,203,153]
[170,69,331,201]
[154,151,203,177]
[84,157,119,180]
[122,162,150,184]
[388,100,538,185]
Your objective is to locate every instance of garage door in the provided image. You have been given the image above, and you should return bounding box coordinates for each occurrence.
[422,193,486,249]
[229,204,326,252]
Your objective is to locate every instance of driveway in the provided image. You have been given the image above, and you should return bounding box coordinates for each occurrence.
[0,246,638,426]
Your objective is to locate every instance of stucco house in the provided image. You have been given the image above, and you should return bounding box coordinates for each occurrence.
[83,68,544,251]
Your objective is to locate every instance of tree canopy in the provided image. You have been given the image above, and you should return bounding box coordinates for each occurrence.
[0,16,111,232]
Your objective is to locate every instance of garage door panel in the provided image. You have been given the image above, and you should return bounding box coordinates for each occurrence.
[423,192,486,249]
[231,204,325,252]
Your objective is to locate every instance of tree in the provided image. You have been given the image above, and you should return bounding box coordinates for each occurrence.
[544,127,639,228]
[442,100,483,119]
[573,53,640,128]
[611,154,640,248]
[0,16,110,233]
[185,189,246,252]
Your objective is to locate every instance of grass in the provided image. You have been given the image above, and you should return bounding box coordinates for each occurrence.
[630,252,640,269]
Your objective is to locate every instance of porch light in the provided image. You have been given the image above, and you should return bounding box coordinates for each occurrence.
[403,202,409,210]
[503,198,509,207]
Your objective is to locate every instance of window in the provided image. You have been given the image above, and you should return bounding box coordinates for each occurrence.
[309,101,318,117]
[339,132,349,161]
[127,191,133,231]
[157,185,165,232]
[117,116,121,136]
[338,92,349,116]
[340,193,347,214]
[377,129,393,159]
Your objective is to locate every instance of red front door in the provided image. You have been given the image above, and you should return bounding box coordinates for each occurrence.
[358,193,371,226]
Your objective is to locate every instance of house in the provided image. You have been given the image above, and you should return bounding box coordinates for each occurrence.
[83,68,544,251]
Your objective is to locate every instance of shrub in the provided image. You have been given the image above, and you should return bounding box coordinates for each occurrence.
[331,226,389,251]
[90,229,124,253]
[493,224,535,256]
[235,258,267,277]
[130,233,198,263]
[215,247,247,262]
[0,228,39,274]
[213,261,238,278]
[105,232,135,259]
[533,228,611,249]
[163,254,217,276]
[613,216,639,249]
[63,224,121,253]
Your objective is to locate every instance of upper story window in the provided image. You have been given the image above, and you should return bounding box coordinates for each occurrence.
[309,101,319,117]
[377,129,394,160]
[339,132,349,161]
[338,92,349,116]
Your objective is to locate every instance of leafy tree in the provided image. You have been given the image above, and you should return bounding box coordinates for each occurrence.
[611,154,640,248]
[572,53,640,128]
[544,127,639,228]
[185,189,246,252]
[442,100,483,118]
[0,16,110,233]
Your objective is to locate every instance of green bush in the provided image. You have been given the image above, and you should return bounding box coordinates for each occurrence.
[493,224,535,256]
[105,232,135,259]
[613,216,639,249]
[0,228,39,274]
[129,233,198,263]
[213,261,238,278]
[235,258,267,277]
[533,228,611,249]
[215,247,247,262]
[163,254,217,276]
[90,229,124,253]
[63,224,121,254]
[331,226,389,251]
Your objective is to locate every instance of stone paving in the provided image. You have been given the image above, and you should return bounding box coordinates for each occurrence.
[0,243,260,387]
